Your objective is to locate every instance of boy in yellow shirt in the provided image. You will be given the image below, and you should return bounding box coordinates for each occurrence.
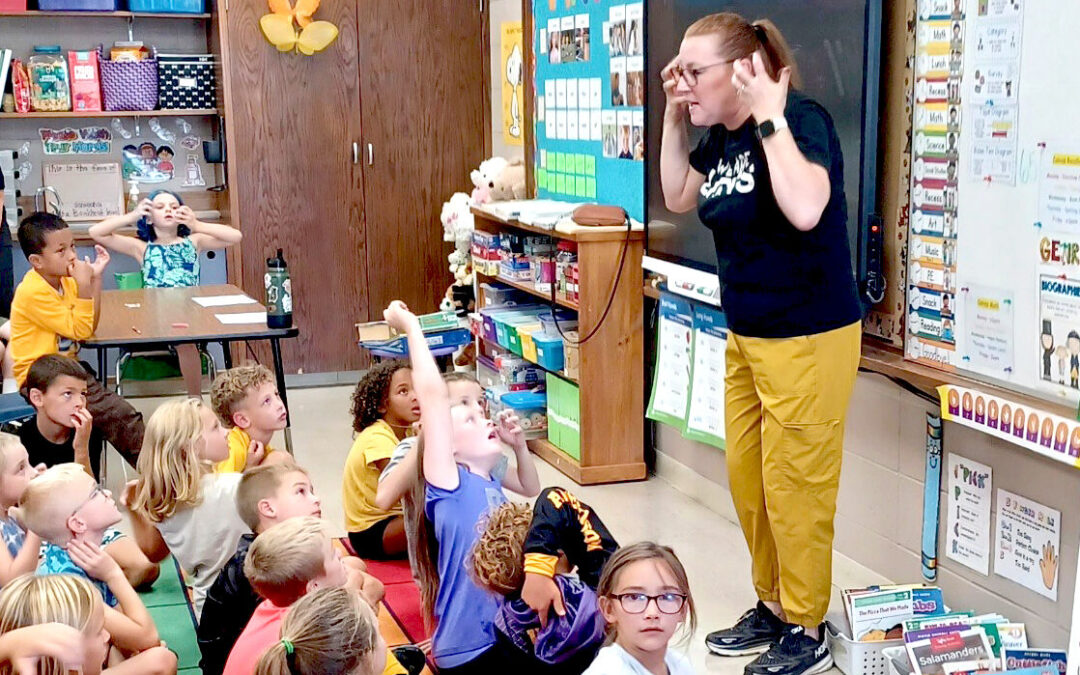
[10,213,144,465]
[209,364,291,472]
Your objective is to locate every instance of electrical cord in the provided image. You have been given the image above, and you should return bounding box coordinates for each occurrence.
[549,213,633,346]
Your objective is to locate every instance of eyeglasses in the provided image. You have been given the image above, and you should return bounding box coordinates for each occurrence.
[673,60,733,87]
[71,483,106,517]
[609,592,688,615]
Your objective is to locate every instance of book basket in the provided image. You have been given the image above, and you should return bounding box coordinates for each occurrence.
[827,623,906,675]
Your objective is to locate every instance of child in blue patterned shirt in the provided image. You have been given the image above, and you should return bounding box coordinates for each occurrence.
[89,189,243,397]
[14,463,162,655]
[0,433,42,587]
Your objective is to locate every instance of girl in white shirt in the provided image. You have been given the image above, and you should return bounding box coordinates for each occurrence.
[126,398,250,617]
[585,542,697,675]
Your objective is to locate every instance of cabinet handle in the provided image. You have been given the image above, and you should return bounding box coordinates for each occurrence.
[352,142,359,164]
[367,143,374,166]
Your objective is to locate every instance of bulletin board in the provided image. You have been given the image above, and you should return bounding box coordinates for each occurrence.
[532,0,645,222]
[904,0,1080,406]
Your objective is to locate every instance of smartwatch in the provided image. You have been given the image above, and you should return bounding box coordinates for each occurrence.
[756,116,789,140]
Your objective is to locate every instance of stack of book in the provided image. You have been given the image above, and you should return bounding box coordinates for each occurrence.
[838,585,1065,675]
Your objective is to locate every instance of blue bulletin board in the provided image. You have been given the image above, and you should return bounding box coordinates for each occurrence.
[533,0,645,222]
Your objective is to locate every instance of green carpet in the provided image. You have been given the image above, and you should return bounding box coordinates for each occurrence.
[140,556,200,671]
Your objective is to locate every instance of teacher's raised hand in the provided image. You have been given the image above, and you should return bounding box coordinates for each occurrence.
[660,56,693,120]
[731,51,790,123]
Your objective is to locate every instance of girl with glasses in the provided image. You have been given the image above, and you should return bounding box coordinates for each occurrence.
[584,542,696,675]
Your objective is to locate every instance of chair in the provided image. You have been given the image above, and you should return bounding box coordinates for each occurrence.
[0,392,34,426]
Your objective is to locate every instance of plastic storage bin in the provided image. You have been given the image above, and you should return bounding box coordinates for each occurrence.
[480,282,527,308]
[500,390,548,437]
[534,333,566,372]
[0,0,28,12]
[826,623,905,675]
[38,0,120,9]
[546,373,580,459]
[129,0,205,11]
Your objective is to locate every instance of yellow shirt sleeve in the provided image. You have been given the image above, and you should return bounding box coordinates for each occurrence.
[10,272,95,385]
[216,427,250,473]
[342,421,402,532]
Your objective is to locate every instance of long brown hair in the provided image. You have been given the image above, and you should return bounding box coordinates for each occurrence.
[406,435,441,631]
[685,13,802,90]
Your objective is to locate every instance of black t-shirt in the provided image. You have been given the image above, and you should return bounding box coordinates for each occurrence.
[689,90,863,338]
[16,415,102,480]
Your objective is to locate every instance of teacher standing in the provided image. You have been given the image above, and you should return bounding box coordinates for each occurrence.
[660,13,862,675]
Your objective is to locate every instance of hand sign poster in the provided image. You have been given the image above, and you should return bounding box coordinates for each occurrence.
[993,489,1060,600]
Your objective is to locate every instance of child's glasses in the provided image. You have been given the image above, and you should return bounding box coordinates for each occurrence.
[609,592,687,614]
[71,483,106,517]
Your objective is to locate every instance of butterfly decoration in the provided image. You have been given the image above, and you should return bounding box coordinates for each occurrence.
[259,0,339,56]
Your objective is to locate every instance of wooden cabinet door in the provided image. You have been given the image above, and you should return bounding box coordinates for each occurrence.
[357,0,488,318]
[220,0,367,372]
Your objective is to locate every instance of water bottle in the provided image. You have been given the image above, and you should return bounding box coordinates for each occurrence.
[265,248,292,329]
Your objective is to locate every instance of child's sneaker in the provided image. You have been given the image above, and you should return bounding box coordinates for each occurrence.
[743,624,833,675]
[705,601,788,656]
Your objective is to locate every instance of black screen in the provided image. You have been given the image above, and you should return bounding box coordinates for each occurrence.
[646,0,883,284]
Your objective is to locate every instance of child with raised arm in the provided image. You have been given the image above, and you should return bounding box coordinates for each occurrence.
[89,190,242,397]
[383,300,540,674]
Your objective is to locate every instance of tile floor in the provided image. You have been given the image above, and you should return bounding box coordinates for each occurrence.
[111,384,886,674]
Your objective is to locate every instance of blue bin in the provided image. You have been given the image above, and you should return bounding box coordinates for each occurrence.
[38,0,121,10]
[128,0,205,12]
[533,334,565,372]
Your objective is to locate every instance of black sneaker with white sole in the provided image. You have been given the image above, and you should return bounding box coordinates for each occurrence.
[705,601,789,656]
[744,624,833,675]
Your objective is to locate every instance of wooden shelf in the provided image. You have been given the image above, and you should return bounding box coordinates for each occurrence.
[0,109,217,119]
[0,10,210,17]
[528,438,646,484]
[478,334,578,385]
[475,270,579,311]
[472,206,646,244]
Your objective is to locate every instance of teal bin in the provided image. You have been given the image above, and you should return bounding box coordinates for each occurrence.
[534,334,566,372]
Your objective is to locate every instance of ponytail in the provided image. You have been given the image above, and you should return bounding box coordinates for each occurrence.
[407,435,441,631]
[685,13,802,90]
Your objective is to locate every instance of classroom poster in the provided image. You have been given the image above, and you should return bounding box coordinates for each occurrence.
[993,489,1060,600]
[907,0,964,370]
[683,303,726,449]
[946,453,992,574]
[501,22,524,147]
[1036,275,1080,400]
[38,127,111,155]
[646,293,693,431]
[1038,148,1080,234]
[968,0,1022,183]
[534,0,644,221]
[962,285,1014,375]
[41,162,123,221]
[938,384,1080,469]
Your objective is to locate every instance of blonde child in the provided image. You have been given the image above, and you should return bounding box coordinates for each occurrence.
[89,190,242,397]
[255,587,386,675]
[0,573,176,675]
[343,360,420,559]
[222,517,397,675]
[584,542,697,675]
[126,398,250,616]
[15,463,162,656]
[0,433,42,587]
[384,300,540,673]
[210,365,290,473]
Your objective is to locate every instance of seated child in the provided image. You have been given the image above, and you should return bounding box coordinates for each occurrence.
[89,189,242,398]
[0,432,42,586]
[0,321,14,393]
[127,398,250,616]
[343,361,420,559]
[0,434,156,590]
[198,461,349,675]
[372,372,535,571]
[10,212,144,466]
[471,487,619,673]
[222,516,399,675]
[0,573,176,674]
[16,463,164,657]
[255,587,385,675]
[210,365,290,473]
[382,300,541,672]
[584,542,697,675]
[17,355,97,477]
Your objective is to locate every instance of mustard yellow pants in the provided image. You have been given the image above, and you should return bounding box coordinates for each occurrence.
[724,321,861,627]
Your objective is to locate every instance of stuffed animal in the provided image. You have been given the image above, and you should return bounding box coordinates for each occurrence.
[440,192,474,247]
[490,160,526,201]
[470,157,509,205]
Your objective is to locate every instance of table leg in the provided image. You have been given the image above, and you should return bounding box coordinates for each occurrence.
[221,340,233,369]
[95,347,108,484]
[269,337,293,455]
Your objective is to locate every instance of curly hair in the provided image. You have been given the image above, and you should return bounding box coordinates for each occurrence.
[211,364,275,427]
[470,502,533,596]
[350,361,411,434]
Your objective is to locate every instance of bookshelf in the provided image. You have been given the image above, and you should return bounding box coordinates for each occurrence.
[472,207,646,485]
